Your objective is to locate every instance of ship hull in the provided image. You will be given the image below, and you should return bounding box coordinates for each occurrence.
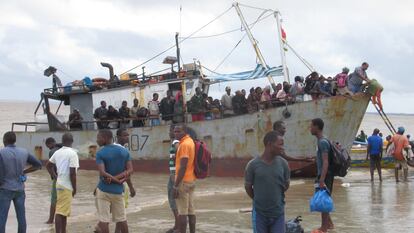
[15,94,370,177]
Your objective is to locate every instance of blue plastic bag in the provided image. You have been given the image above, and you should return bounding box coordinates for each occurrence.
[310,189,334,212]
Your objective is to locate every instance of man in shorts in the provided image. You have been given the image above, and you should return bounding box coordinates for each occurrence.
[113,128,136,233]
[46,133,79,233]
[95,130,133,233]
[389,127,410,182]
[310,118,334,233]
[173,124,196,233]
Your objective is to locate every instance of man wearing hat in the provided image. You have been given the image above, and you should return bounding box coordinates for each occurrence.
[389,126,410,182]
[68,108,83,130]
[334,67,352,96]
[221,86,234,118]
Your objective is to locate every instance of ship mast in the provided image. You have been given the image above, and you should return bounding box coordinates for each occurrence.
[233,2,277,90]
[274,11,290,83]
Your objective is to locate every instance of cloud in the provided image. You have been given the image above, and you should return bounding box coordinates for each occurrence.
[0,0,413,113]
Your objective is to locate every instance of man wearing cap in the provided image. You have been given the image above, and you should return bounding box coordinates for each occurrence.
[388,127,410,182]
[68,109,83,130]
[335,67,352,96]
[221,86,234,118]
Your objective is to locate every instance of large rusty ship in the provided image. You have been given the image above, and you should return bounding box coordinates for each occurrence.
[11,3,371,177]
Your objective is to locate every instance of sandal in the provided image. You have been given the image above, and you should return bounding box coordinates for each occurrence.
[311,229,326,233]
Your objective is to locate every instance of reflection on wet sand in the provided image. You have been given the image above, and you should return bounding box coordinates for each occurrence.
[4,169,414,233]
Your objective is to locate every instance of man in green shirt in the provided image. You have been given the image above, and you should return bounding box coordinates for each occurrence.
[245,131,290,233]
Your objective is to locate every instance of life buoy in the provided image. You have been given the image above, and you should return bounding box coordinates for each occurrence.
[92,77,108,83]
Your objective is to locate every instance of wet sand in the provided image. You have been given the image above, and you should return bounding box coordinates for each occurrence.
[4,169,414,233]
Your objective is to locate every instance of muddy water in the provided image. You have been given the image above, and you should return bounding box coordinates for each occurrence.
[3,169,413,233]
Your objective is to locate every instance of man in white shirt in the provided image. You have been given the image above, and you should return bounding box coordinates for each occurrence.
[46,133,79,233]
[221,86,234,118]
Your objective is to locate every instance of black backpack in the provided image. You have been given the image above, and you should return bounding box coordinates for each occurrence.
[328,140,351,177]
[285,216,304,233]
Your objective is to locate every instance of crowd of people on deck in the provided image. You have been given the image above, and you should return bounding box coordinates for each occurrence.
[67,62,373,130]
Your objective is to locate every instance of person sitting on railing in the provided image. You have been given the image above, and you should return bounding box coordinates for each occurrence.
[160,90,175,125]
[148,93,161,126]
[68,109,83,130]
[290,76,305,102]
[94,101,109,129]
[118,100,130,129]
[130,98,141,127]
[107,105,120,129]
[173,92,184,124]
[260,86,272,109]
[189,87,205,122]
[221,86,234,118]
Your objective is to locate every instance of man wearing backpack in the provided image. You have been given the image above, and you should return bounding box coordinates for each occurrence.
[173,124,196,233]
[310,118,334,233]
[334,67,352,96]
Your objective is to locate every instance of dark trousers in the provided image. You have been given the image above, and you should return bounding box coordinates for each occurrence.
[0,189,26,233]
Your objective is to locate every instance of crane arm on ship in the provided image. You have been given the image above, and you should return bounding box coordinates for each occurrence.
[233,2,278,91]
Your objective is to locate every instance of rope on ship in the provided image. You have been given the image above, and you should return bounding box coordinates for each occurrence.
[120,4,280,76]
[119,6,234,76]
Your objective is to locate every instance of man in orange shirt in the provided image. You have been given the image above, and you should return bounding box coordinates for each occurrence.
[173,124,196,233]
[389,127,410,182]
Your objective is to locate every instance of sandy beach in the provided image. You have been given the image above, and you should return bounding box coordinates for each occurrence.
[1,168,412,233]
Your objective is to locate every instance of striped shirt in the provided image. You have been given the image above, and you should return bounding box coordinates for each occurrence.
[169,140,179,175]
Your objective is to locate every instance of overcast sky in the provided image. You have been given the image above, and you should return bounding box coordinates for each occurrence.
[0,0,413,113]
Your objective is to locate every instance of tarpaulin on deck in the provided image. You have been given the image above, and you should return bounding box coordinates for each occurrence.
[208,64,284,82]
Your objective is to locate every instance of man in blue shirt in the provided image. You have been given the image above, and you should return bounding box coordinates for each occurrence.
[95,129,133,233]
[0,131,42,233]
[366,129,383,182]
